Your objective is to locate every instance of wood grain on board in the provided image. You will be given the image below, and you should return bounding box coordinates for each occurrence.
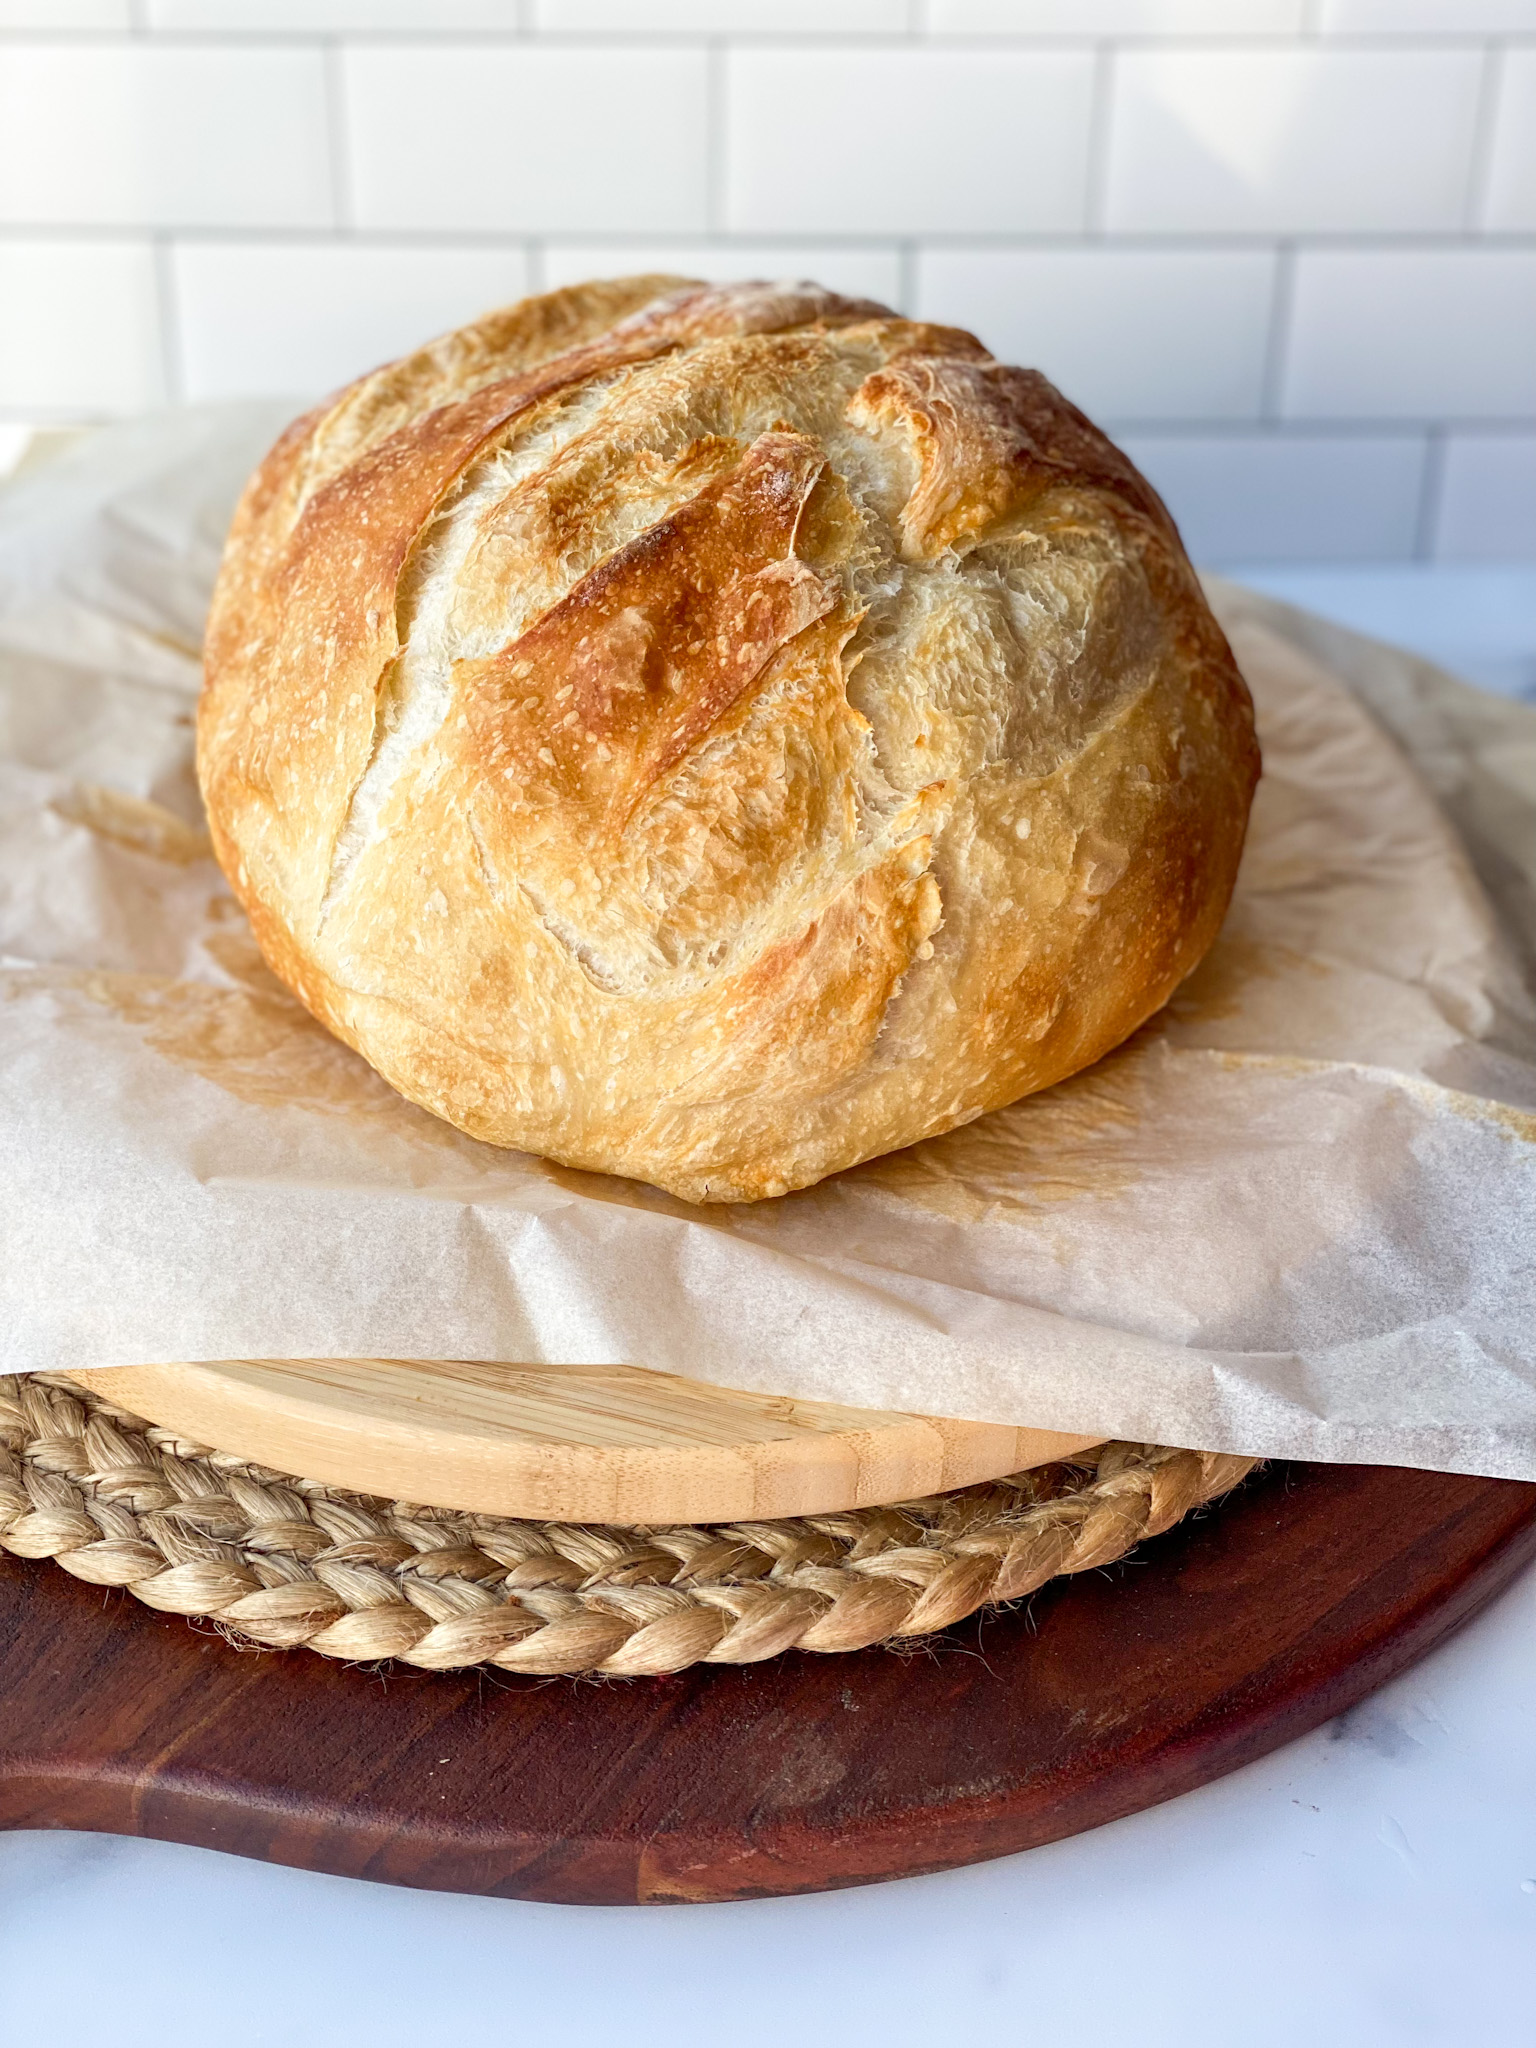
[3,1459,1533,1904]
[70,1357,1103,1522]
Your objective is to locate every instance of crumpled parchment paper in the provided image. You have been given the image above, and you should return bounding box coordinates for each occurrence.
[3,405,1534,1478]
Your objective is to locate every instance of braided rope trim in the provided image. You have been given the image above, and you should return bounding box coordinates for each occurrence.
[0,1374,1259,1678]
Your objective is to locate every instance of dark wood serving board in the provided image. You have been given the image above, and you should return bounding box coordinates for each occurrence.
[2,1458,1533,1905]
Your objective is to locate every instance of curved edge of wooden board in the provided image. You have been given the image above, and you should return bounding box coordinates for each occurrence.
[2,1464,1533,1903]
[67,1359,1105,1522]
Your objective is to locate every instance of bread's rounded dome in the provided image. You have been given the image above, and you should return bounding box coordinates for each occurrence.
[198,277,1259,1201]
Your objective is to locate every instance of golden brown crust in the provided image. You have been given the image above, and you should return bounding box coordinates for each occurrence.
[199,277,1259,1202]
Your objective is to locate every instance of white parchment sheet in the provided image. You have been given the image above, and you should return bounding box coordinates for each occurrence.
[3,405,1535,1477]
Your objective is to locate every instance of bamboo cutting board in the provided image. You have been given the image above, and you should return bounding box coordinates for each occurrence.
[70,1357,1103,1522]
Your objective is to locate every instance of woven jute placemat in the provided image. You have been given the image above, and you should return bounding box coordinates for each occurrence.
[0,1373,1258,1678]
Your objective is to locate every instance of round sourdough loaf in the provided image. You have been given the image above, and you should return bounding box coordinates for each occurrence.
[199,278,1259,1202]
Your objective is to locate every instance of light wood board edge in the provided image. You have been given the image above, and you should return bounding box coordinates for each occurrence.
[66,1360,1105,1524]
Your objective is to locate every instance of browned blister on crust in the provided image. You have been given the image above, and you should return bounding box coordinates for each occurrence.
[198,276,1259,1201]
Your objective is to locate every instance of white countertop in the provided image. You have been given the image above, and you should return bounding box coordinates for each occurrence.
[4,567,1534,2045]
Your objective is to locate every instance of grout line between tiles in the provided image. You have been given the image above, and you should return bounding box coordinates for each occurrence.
[323,39,354,236]
[897,241,918,317]
[7,224,1532,252]
[1414,427,1450,562]
[1259,241,1296,424]
[1084,42,1114,237]
[0,29,1531,50]
[1464,42,1507,233]
[150,233,183,408]
[705,40,726,239]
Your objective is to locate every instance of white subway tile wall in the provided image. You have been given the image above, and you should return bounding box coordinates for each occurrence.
[1435,433,1536,559]
[1319,1,1536,30]
[1103,49,1483,235]
[725,49,1095,234]
[535,4,910,27]
[0,1,128,23]
[932,4,1305,29]
[1486,49,1536,232]
[915,247,1276,419]
[0,45,333,227]
[1117,432,1428,562]
[150,6,524,25]
[0,3,1530,565]
[1283,251,1536,419]
[0,240,161,411]
[344,46,709,234]
[173,242,532,399]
